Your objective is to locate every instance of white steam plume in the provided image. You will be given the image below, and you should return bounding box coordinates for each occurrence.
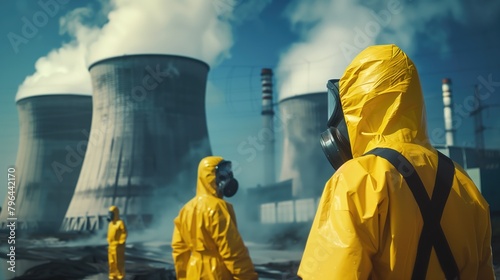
[17,7,99,100]
[277,0,500,100]
[17,0,255,100]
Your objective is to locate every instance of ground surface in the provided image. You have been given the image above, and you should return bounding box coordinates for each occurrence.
[0,233,303,280]
[0,216,499,280]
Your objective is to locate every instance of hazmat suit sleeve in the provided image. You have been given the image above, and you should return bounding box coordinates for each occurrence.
[478,209,495,279]
[172,216,190,279]
[107,224,113,245]
[209,203,258,280]
[119,221,127,245]
[298,161,388,280]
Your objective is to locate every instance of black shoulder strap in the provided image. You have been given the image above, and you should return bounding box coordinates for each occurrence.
[365,148,459,280]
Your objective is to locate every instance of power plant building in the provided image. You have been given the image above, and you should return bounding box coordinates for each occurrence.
[0,94,92,233]
[61,54,212,232]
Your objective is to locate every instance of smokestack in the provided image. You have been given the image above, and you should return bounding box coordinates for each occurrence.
[442,78,455,146]
[279,93,331,197]
[61,54,212,232]
[261,68,275,185]
[0,94,92,233]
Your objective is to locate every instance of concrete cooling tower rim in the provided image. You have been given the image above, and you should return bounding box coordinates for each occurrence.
[87,54,210,71]
[279,92,326,103]
[16,93,91,103]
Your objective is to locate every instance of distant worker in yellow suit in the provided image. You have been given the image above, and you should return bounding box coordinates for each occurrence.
[172,156,258,280]
[298,44,495,279]
[107,205,127,280]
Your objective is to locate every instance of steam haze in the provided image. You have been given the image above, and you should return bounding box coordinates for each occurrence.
[16,0,239,100]
[277,0,500,100]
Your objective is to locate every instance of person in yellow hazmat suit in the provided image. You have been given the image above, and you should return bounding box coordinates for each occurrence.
[172,156,258,280]
[298,44,495,280]
[107,205,127,280]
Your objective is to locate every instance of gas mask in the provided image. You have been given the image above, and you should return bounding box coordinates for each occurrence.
[320,79,353,170]
[215,160,239,198]
[107,211,114,222]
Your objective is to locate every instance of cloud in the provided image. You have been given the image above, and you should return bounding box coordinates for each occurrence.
[17,7,99,99]
[276,0,500,100]
[232,0,273,23]
[85,0,234,65]
[17,0,273,101]
[277,0,380,99]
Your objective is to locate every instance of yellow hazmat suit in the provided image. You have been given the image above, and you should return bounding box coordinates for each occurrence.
[298,45,495,279]
[172,156,258,280]
[107,205,127,280]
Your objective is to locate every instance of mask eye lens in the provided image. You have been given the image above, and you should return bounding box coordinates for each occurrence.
[216,161,232,174]
[327,79,341,127]
[216,160,233,184]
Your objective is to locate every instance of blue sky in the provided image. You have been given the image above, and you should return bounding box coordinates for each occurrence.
[1,0,500,206]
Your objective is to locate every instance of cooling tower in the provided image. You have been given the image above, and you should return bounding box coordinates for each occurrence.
[279,92,332,197]
[0,94,92,233]
[61,54,212,232]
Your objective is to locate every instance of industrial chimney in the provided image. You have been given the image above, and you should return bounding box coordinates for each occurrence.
[0,94,92,233]
[442,78,455,146]
[261,68,275,185]
[61,54,212,232]
[279,92,332,197]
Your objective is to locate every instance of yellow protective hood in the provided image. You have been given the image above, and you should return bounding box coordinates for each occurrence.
[196,156,224,197]
[109,205,120,222]
[340,44,432,158]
